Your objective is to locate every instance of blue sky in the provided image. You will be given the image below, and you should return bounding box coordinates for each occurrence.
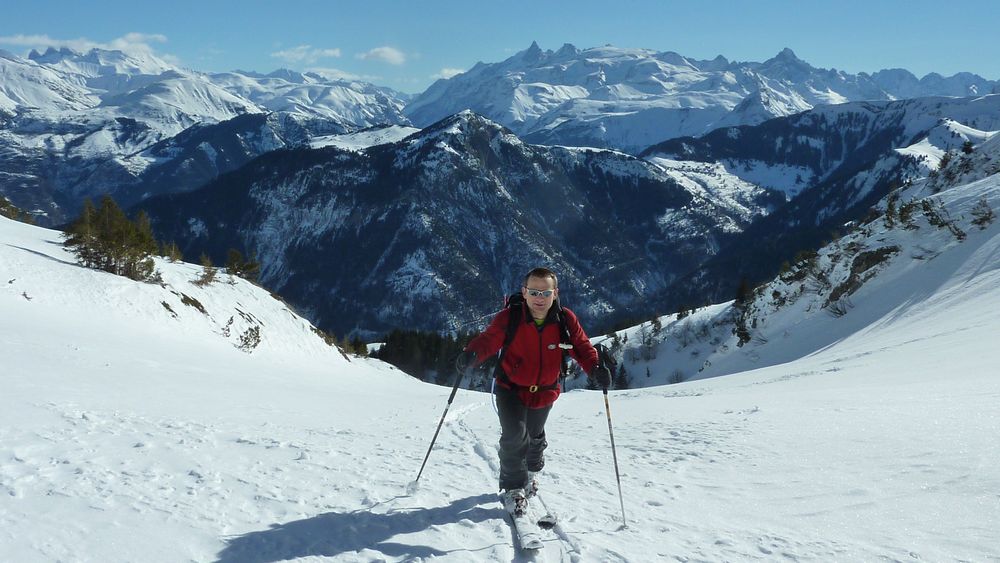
[2,0,998,93]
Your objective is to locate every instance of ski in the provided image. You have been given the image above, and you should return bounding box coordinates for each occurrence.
[501,492,544,550]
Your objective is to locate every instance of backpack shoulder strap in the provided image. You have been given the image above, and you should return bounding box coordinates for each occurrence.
[503,292,524,348]
[494,293,523,379]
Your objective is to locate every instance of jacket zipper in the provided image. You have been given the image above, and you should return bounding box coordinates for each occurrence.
[535,325,545,388]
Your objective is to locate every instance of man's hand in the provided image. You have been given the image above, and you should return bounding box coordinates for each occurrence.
[455,350,478,373]
[590,365,612,389]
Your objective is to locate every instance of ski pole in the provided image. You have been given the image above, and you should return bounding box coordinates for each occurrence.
[414,366,466,483]
[603,387,627,528]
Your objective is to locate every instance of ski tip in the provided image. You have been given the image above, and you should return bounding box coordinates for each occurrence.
[523,539,545,550]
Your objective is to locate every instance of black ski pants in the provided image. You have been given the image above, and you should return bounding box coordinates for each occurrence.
[496,383,551,491]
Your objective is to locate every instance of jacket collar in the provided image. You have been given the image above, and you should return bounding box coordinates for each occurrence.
[522,300,561,326]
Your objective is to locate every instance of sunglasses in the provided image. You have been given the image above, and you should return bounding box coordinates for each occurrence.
[524,287,555,298]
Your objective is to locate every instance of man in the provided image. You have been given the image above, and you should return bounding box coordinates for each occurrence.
[457,267,612,516]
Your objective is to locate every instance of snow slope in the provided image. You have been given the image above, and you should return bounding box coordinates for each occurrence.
[309,125,420,151]
[2,199,999,561]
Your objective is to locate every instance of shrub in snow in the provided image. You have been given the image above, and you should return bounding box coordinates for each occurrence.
[194,253,218,286]
[971,197,995,230]
[226,248,261,282]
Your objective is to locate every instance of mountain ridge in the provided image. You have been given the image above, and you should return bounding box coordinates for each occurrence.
[406,42,998,153]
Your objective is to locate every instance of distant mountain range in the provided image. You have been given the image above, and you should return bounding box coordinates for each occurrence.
[0,47,411,224]
[3,42,997,226]
[2,41,999,338]
[406,42,999,153]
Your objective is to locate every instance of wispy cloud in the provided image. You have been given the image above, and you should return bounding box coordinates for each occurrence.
[431,67,465,80]
[270,45,342,65]
[306,67,381,82]
[0,33,179,64]
[356,46,407,66]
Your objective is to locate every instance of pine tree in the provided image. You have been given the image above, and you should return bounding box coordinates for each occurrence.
[226,248,261,282]
[614,363,630,390]
[939,151,953,170]
[734,277,752,309]
[350,336,368,357]
[124,210,157,281]
[226,249,244,277]
[64,198,98,268]
[162,241,183,262]
[194,253,218,286]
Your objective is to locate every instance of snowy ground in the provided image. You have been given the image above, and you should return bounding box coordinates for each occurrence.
[3,208,999,562]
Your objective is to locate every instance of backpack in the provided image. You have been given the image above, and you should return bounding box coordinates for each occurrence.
[495,292,574,385]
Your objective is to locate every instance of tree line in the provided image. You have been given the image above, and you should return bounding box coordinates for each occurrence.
[372,329,476,386]
[63,194,259,284]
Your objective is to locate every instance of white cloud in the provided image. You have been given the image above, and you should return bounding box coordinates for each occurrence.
[431,67,465,80]
[0,33,179,65]
[271,45,342,65]
[356,46,407,66]
[0,33,165,52]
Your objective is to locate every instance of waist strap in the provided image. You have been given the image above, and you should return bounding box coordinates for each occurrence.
[495,371,559,393]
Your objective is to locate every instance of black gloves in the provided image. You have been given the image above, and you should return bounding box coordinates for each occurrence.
[590,365,612,389]
[455,350,478,373]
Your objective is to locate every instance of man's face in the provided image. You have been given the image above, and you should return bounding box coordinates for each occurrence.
[522,275,558,320]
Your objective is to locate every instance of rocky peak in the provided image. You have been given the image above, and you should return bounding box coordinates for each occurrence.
[521,41,545,64]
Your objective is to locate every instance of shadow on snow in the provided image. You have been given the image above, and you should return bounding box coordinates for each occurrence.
[215,493,506,562]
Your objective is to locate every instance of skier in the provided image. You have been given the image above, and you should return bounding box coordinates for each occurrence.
[457,267,612,517]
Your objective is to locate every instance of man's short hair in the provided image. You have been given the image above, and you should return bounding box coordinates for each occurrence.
[524,267,558,288]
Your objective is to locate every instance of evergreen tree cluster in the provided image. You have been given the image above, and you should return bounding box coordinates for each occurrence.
[61,194,264,286]
[373,330,474,386]
[63,196,159,282]
[339,335,369,356]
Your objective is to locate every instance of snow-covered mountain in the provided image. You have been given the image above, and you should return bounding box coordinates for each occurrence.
[208,69,411,126]
[642,94,1000,309]
[137,111,782,338]
[601,120,1000,392]
[9,46,412,131]
[3,148,998,560]
[405,42,999,153]
[0,47,412,225]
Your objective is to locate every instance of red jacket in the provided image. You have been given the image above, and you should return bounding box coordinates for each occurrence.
[466,303,599,409]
